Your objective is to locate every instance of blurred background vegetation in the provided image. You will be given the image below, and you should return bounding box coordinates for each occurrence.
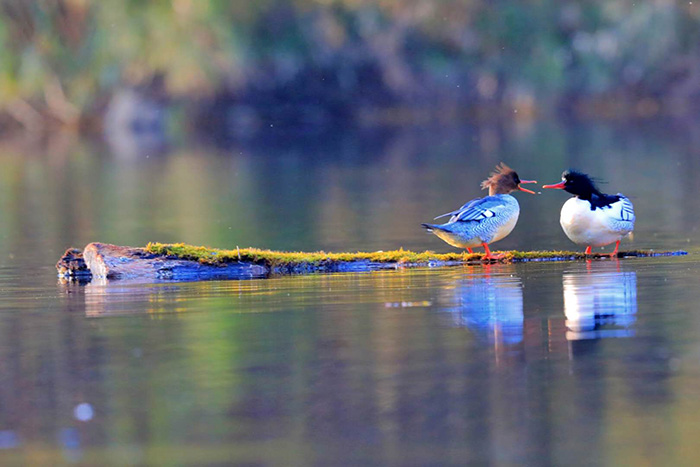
[1,0,700,140]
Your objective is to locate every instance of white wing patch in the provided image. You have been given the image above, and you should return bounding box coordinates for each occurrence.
[453,205,501,222]
[602,195,635,223]
[619,196,635,222]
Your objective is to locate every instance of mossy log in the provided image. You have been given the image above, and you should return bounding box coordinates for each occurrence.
[56,242,689,282]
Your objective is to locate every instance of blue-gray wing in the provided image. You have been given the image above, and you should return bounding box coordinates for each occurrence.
[450,196,509,223]
[433,198,482,221]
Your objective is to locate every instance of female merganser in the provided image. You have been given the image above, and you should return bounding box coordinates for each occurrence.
[543,170,635,256]
[422,163,537,260]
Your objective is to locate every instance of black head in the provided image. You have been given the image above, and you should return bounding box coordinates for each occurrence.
[543,170,601,198]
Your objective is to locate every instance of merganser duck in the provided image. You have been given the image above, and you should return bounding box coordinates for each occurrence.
[422,163,537,260]
[543,170,635,256]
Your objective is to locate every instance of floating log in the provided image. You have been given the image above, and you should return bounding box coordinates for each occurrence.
[56,242,689,282]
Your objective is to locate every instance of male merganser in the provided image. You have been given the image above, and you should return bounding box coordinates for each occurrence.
[422,163,537,260]
[543,170,635,256]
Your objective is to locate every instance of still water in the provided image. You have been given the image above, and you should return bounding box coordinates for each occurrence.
[0,119,699,464]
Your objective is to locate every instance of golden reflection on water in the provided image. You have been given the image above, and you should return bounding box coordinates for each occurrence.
[64,268,449,317]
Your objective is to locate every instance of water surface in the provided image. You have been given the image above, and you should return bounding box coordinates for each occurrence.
[0,119,699,464]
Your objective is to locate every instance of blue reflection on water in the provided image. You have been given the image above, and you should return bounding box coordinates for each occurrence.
[448,273,523,345]
[59,427,82,462]
[564,267,637,340]
[0,431,19,450]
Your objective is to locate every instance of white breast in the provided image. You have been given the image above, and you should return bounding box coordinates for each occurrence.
[490,210,519,243]
[560,197,632,247]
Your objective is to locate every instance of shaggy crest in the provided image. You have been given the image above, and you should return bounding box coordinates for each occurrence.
[480,163,520,195]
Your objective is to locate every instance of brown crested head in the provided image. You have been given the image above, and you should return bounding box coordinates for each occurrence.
[480,163,537,195]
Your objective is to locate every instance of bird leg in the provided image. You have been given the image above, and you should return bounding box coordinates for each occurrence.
[605,240,621,258]
[482,243,505,261]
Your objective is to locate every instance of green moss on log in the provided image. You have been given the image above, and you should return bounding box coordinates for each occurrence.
[146,242,687,268]
[146,242,481,267]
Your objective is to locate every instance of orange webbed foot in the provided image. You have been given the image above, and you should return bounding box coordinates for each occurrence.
[483,253,506,261]
[605,240,621,259]
[481,243,505,261]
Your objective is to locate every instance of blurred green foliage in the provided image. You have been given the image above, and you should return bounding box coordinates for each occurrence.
[2,0,700,128]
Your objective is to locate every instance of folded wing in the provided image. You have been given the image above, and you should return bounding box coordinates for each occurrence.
[441,196,510,223]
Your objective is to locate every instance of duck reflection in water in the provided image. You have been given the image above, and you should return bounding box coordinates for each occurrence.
[449,267,524,347]
[563,263,637,341]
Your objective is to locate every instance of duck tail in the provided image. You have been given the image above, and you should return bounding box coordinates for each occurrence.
[422,223,448,232]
